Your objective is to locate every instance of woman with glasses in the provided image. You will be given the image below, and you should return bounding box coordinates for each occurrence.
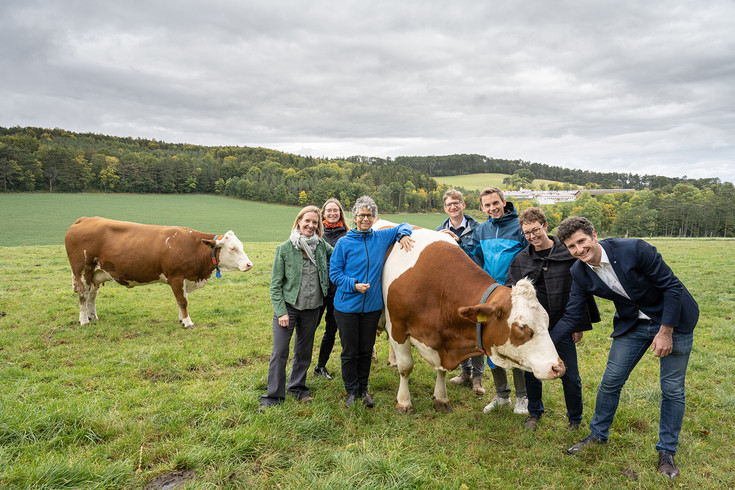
[312,198,350,381]
[329,195,415,408]
[260,206,333,410]
[506,207,600,431]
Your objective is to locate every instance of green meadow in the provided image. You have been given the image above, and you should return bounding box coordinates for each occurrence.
[0,193,444,247]
[0,194,733,488]
[435,173,579,192]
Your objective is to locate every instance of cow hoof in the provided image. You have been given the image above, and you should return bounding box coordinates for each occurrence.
[395,404,414,414]
[433,400,453,413]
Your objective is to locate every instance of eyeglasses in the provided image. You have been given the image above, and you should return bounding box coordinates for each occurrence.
[523,227,544,237]
[355,214,374,220]
[444,201,463,208]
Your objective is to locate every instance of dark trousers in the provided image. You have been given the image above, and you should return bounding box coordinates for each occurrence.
[316,293,339,368]
[261,305,320,406]
[334,309,382,395]
[524,334,583,424]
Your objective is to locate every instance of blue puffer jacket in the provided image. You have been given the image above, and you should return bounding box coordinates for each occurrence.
[465,201,527,285]
[330,222,412,313]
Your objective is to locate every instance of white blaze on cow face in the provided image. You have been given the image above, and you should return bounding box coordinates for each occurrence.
[215,231,253,272]
[491,279,564,380]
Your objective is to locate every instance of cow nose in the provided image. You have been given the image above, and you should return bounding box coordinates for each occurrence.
[551,359,566,378]
[242,262,253,271]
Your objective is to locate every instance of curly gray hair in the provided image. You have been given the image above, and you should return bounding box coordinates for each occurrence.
[352,195,378,218]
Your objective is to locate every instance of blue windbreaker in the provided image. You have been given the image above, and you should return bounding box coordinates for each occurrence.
[465,201,527,285]
[330,222,412,313]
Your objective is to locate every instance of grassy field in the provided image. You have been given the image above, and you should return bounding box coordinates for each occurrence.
[435,173,580,192]
[0,193,445,247]
[1,194,734,488]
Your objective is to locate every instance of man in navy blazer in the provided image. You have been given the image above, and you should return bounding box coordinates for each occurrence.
[554,216,698,479]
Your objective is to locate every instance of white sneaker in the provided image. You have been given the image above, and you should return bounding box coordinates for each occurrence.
[514,396,529,414]
[483,396,511,413]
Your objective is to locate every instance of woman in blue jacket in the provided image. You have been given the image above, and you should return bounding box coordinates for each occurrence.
[330,195,414,408]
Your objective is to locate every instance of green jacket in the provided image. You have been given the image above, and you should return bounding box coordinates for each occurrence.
[270,238,333,317]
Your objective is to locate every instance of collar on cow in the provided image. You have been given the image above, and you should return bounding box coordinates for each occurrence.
[476,283,499,369]
[211,235,221,278]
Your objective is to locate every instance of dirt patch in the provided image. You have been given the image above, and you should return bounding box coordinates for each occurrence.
[144,470,196,490]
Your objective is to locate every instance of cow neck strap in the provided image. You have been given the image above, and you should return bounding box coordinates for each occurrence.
[476,283,499,369]
[211,235,221,278]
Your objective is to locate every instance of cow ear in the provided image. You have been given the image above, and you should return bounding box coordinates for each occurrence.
[202,239,217,248]
[458,303,503,323]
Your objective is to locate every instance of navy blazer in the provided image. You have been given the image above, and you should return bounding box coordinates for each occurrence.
[552,238,698,343]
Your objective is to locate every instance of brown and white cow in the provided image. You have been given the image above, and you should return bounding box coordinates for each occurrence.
[64,216,253,327]
[378,224,564,413]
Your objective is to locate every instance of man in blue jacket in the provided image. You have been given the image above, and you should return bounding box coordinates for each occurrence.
[556,216,698,479]
[464,187,529,414]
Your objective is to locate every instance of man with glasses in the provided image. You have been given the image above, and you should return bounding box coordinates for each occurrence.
[465,187,529,414]
[436,189,484,395]
[507,207,599,432]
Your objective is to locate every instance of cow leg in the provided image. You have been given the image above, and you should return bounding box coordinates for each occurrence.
[86,283,100,321]
[432,370,453,413]
[169,278,194,328]
[387,341,397,367]
[392,339,414,414]
[73,273,91,325]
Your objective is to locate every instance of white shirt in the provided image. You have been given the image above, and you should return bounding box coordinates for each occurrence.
[587,245,650,320]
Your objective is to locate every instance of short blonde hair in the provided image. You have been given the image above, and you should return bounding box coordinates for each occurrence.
[292,205,323,237]
[442,189,464,204]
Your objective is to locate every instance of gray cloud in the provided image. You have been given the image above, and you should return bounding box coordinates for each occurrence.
[2,0,733,182]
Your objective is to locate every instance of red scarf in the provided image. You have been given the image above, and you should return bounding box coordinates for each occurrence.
[323,219,344,229]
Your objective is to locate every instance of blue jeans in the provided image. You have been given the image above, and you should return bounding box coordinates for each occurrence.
[589,319,693,455]
[525,334,582,424]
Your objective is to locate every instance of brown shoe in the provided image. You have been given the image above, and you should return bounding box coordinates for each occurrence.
[449,371,471,385]
[566,434,605,455]
[524,416,539,431]
[567,422,580,431]
[658,453,680,479]
[298,396,313,404]
[471,376,485,396]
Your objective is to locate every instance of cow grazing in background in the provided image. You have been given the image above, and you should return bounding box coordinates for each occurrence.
[64,216,253,328]
[377,223,564,413]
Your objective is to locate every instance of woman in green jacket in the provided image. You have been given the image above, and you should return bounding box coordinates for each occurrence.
[260,206,333,409]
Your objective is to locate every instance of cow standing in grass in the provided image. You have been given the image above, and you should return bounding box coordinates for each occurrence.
[64,216,252,327]
[375,222,565,413]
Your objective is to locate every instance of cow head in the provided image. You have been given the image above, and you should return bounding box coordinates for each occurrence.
[458,279,564,380]
[203,231,253,272]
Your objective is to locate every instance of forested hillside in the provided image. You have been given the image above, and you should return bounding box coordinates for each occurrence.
[1,126,733,236]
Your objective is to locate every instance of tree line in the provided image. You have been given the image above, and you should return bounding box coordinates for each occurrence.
[1,126,733,237]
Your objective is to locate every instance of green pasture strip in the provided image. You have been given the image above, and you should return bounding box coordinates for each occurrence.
[435,173,577,192]
[0,194,445,247]
[0,239,733,488]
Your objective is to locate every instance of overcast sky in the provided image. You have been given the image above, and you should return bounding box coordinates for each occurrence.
[2,0,734,183]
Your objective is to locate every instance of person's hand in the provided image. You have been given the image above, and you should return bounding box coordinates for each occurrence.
[399,235,415,251]
[356,283,370,294]
[651,325,674,357]
[439,229,460,243]
[572,331,583,344]
[278,314,290,328]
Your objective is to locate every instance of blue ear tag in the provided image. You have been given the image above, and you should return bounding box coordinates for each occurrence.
[216,270,221,278]
[486,356,496,369]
